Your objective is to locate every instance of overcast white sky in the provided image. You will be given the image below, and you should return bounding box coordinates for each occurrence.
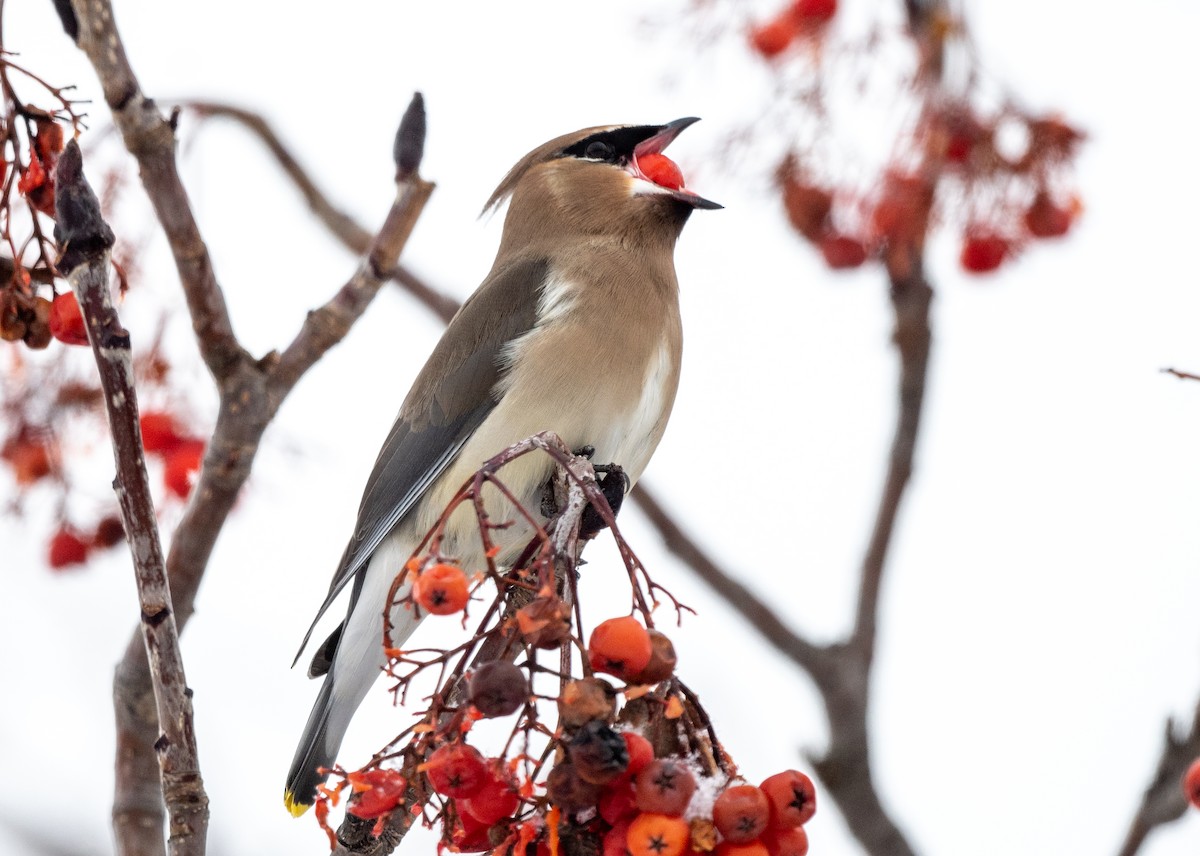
[2,1,1199,855]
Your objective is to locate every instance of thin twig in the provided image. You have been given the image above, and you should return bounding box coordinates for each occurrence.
[54,140,209,856]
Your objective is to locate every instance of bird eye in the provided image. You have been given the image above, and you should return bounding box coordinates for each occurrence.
[585,141,616,161]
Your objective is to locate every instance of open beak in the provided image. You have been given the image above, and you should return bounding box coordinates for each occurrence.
[632,117,723,210]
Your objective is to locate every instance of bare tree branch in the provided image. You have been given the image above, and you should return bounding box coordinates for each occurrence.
[179,99,460,323]
[1117,697,1200,856]
[55,140,209,856]
[63,6,436,851]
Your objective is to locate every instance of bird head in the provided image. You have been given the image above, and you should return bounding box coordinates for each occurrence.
[485,118,721,251]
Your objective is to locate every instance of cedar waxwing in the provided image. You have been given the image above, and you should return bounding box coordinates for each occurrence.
[284,118,719,815]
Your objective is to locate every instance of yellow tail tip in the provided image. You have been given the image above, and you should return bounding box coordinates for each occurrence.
[284,791,311,818]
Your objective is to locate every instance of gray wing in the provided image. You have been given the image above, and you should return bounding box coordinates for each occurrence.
[292,257,548,663]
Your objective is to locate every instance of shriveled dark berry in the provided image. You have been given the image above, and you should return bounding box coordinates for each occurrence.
[469,660,528,717]
[627,629,677,685]
[546,761,602,814]
[558,677,616,729]
[569,720,630,785]
[515,595,572,649]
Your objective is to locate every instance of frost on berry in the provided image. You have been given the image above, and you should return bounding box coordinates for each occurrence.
[635,759,697,817]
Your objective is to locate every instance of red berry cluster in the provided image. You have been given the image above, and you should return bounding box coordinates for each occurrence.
[750,0,838,59]
[139,411,206,500]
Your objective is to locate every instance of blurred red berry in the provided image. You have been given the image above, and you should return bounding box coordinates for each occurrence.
[48,526,90,569]
[1024,192,1074,239]
[760,770,816,828]
[48,292,88,346]
[960,232,1010,274]
[414,563,470,615]
[588,616,652,680]
[781,179,833,243]
[870,171,933,246]
[713,784,771,843]
[1184,757,1200,809]
[790,0,837,25]
[91,515,126,548]
[750,16,799,59]
[347,768,406,820]
[3,436,53,485]
[163,439,205,499]
[139,412,184,455]
[819,234,869,270]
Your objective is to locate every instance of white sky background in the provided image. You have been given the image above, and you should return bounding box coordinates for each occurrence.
[1,1,1199,855]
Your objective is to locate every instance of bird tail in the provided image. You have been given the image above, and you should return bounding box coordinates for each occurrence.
[283,672,342,817]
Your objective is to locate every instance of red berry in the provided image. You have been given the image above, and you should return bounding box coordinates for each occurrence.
[346,768,406,820]
[48,292,88,346]
[588,616,652,680]
[451,810,493,853]
[3,436,53,485]
[603,817,634,856]
[760,770,816,828]
[458,765,518,825]
[140,412,184,455]
[790,0,837,25]
[637,153,685,191]
[48,526,90,569]
[818,234,869,270]
[781,180,833,242]
[425,743,488,798]
[716,843,769,856]
[620,732,654,779]
[870,171,932,246]
[713,784,771,843]
[761,827,809,856]
[1024,192,1074,239]
[959,232,1010,274]
[163,439,205,499]
[599,779,638,824]
[626,813,689,856]
[91,515,126,548]
[1184,757,1200,809]
[634,759,696,817]
[414,563,470,615]
[750,16,799,58]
